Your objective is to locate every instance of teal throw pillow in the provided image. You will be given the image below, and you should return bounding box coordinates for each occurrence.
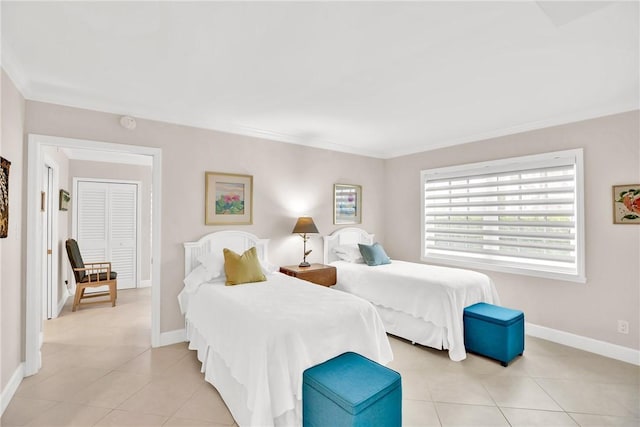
[358,243,391,266]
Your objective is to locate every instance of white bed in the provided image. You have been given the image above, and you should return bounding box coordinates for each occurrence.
[323,227,500,362]
[179,230,392,427]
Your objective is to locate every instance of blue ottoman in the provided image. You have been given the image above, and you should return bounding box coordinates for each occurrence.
[303,352,402,427]
[464,302,524,367]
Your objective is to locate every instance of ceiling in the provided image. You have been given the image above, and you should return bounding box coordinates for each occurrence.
[2,1,638,159]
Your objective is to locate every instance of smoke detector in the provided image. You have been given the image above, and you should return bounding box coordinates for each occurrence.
[119,116,137,130]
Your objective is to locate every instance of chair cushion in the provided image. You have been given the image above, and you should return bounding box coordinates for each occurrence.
[65,239,86,282]
[80,271,118,283]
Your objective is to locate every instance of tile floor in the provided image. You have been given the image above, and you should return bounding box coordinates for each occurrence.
[2,288,638,426]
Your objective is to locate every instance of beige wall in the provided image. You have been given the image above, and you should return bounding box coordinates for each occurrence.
[69,160,153,283]
[1,70,26,390]
[24,101,386,332]
[384,111,640,350]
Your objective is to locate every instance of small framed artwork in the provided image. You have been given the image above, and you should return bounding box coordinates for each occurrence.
[0,156,11,238]
[59,189,71,211]
[205,172,253,225]
[334,183,362,225]
[613,184,640,224]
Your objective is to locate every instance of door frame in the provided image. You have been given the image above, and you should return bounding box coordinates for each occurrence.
[72,178,142,290]
[41,154,59,319]
[26,134,162,376]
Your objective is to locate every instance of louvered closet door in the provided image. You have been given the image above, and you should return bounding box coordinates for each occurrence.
[77,181,138,290]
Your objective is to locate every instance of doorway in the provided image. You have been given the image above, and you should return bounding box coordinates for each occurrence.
[25,134,162,376]
[74,179,141,291]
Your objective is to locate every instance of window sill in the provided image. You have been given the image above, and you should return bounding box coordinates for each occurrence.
[421,254,586,283]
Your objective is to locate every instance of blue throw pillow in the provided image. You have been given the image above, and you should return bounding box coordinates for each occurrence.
[358,243,391,266]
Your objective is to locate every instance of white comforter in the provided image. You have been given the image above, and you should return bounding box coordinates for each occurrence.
[182,272,392,427]
[332,260,500,361]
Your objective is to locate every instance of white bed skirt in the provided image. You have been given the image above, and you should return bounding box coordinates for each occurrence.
[375,304,449,351]
[186,320,299,427]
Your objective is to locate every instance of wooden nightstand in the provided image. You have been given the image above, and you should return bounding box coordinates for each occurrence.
[279,264,337,287]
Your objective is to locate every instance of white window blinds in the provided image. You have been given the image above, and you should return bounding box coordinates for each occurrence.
[421,149,585,282]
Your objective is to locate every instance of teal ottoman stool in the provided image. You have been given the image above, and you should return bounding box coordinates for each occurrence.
[464,302,524,367]
[303,352,402,427]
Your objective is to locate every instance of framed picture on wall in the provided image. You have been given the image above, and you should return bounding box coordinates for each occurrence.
[205,172,253,225]
[59,189,70,211]
[0,156,11,238]
[334,183,362,224]
[613,184,640,224]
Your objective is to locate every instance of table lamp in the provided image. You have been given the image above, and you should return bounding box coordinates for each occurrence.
[292,216,319,267]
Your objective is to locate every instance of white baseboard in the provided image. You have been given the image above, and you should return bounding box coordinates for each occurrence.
[55,290,69,318]
[139,280,152,288]
[526,322,640,366]
[158,328,186,347]
[156,324,639,365]
[1,363,24,416]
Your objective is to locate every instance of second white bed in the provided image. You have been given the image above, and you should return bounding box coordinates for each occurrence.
[325,228,500,362]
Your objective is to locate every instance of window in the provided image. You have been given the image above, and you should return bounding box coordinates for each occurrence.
[421,149,585,282]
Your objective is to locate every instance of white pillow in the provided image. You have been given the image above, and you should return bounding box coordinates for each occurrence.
[260,260,278,275]
[333,244,365,263]
[183,265,213,293]
[180,265,225,314]
[197,252,224,279]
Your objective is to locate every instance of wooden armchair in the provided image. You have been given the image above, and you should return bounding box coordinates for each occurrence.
[65,238,117,311]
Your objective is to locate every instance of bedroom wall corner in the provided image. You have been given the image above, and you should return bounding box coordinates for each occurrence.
[383,110,640,355]
[0,68,27,410]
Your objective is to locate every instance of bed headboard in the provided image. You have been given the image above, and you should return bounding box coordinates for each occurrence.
[184,230,269,276]
[323,227,375,264]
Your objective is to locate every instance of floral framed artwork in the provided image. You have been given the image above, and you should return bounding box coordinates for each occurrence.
[59,189,70,211]
[0,156,11,238]
[334,183,362,224]
[205,172,253,225]
[613,184,640,224]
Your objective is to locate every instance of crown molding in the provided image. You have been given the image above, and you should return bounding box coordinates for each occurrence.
[0,41,31,98]
[387,103,640,159]
[14,79,639,161]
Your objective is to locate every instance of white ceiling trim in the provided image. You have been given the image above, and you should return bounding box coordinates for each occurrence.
[386,102,640,159]
[20,85,638,160]
[0,38,32,99]
[16,82,391,158]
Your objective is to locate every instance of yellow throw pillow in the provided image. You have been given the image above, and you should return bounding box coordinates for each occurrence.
[223,247,266,286]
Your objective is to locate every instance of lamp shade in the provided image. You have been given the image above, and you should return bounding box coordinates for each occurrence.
[292,217,319,234]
